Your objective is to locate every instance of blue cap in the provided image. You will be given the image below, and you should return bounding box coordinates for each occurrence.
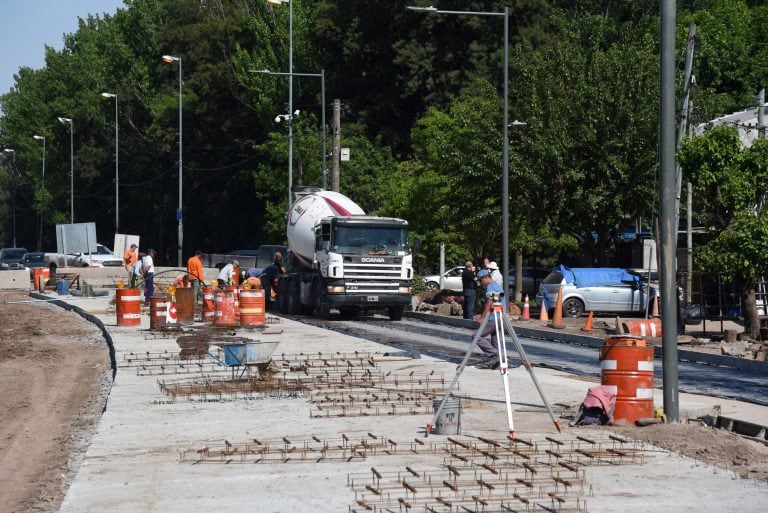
[477,269,491,278]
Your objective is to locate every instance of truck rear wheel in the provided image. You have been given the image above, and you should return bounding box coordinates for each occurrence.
[286,277,302,314]
[312,282,330,319]
[277,279,289,314]
[388,306,404,321]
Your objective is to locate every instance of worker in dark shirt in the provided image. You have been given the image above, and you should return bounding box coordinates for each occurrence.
[259,262,282,310]
[461,260,477,320]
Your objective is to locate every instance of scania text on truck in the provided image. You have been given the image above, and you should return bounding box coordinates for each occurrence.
[279,188,413,320]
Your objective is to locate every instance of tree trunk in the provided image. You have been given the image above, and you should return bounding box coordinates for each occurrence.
[739,283,759,340]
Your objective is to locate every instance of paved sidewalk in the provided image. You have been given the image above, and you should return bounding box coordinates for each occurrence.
[50,295,767,513]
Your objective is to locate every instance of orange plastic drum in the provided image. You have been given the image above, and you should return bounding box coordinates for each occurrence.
[229,286,241,323]
[239,289,266,328]
[622,318,662,338]
[175,287,195,325]
[599,335,655,424]
[202,287,215,324]
[149,296,168,330]
[214,288,237,326]
[33,268,50,291]
[116,288,142,327]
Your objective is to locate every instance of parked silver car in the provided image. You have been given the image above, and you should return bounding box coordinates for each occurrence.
[536,266,655,317]
[423,266,464,291]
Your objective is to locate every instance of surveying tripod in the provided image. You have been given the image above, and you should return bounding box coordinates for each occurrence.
[427,296,562,439]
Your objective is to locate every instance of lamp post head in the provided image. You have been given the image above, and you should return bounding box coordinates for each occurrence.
[406,6,438,12]
[58,117,72,125]
[267,0,289,5]
[33,135,45,141]
[101,92,116,99]
[249,69,272,74]
[4,148,14,154]
[162,54,179,63]
[509,120,528,127]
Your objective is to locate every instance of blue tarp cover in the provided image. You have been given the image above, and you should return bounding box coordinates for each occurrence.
[556,265,640,288]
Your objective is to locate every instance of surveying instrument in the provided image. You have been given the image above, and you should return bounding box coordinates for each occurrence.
[427,291,562,438]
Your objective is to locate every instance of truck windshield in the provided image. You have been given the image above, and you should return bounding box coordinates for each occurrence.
[332,226,408,255]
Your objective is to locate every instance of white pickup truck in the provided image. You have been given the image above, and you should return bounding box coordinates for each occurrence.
[45,243,123,268]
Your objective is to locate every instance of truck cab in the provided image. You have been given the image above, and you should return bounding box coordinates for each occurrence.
[312,216,412,318]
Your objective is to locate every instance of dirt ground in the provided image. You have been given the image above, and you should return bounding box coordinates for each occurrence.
[1,290,767,513]
[0,291,111,513]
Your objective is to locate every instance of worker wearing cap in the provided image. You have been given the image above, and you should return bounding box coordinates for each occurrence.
[187,250,205,302]
[217,260,238,287]
[475,268,507,369]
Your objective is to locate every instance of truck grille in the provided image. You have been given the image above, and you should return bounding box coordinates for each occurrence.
[342,263,403,293]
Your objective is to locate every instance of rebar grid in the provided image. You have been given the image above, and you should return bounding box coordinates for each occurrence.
[154,350,441,406]
[179,433,654,512]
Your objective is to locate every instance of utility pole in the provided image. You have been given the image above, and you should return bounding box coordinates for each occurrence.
[660,0,679,423]
[331,99,341,192]
[686,101,694,307]
[758,89,765,139]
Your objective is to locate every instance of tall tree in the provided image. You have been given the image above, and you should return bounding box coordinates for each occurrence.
[679,125,768,339]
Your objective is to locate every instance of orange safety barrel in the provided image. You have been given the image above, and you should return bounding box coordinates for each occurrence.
[149,296,168,330]
[175,287,195,325]
[202,287,215,324]
[239,289,266,328]
[33,268,50,291]
[229,285,241,323]
[599,335,654,424]
[116,288,142,327]
[622,318,662,338]
[214,288,237,326]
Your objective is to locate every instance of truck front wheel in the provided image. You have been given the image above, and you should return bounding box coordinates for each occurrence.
[388,306,404,321]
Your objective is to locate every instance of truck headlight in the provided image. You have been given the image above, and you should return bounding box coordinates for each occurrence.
[327,285,345,294]
[399,286,411,294]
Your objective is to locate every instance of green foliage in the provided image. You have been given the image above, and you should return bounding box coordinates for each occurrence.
[0,0,766,277]
[679,125,768,282]
[510,14,659,264]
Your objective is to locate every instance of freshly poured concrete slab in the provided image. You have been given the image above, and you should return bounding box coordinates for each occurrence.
[52,296,768,513]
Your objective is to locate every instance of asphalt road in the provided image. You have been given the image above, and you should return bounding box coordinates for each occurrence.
[300,316,768,407]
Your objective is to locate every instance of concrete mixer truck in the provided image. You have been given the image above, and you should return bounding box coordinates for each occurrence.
[278,188,413,320]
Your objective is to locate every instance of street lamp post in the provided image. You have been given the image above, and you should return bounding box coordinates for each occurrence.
[267,0,293,201]
[250,69,327,188]
[162,54,183,267]
[3,149,17,246]
[57,117,74,223]
[33,135,46,251]
[101,92,119,233]
[407,5,511,297]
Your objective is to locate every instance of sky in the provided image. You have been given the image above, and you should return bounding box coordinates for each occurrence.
[0,0,126,97]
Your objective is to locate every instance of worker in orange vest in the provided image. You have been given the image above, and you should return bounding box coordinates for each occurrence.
[186,249,205,303]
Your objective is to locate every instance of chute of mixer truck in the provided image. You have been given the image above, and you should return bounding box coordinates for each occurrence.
[279,188,413,320]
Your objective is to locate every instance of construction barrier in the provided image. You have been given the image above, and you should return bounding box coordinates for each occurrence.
[214,287,237,326]
[622,318,662,338]
[239,289,266,328]
[202,287,215,324]
[175,287,195,325]
[116,288,142,327]
[599,335,654,424]
[149,296,168,330]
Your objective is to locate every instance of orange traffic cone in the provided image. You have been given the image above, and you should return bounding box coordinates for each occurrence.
[651,294,659,318]
[539,295,549,321]
[581,310,594,332]
[548,286,565,329]
[521,294,531,320]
